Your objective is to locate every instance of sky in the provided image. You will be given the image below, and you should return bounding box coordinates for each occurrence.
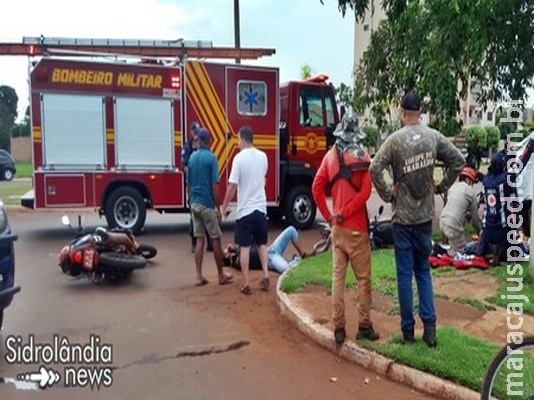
[0,0,355,121]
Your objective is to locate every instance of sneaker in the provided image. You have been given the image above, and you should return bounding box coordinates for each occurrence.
[423,325,437,347]
[355,324,379,341]
[334,327,346,344]
[401,330,415,345]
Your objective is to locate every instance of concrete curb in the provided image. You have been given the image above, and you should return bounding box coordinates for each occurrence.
[276,276,480,400]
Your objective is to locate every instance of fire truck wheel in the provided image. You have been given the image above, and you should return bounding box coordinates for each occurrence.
[105,187,146,234]
[284,185,316,230]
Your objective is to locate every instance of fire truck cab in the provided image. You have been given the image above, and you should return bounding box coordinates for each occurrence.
[18,38,340,233]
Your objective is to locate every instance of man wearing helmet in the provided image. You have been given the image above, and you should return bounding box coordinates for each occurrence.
[439,166,482,257]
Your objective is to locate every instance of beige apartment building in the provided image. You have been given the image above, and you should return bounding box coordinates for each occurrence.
[353,1,496,129]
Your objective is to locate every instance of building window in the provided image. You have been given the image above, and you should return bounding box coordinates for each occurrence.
[363,24,370,32]
[237,81,267,116]
[487,111,493,121]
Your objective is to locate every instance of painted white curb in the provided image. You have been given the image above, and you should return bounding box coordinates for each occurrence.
[276,275,481,400]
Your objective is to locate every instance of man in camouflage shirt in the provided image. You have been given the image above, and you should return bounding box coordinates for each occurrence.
[369,92,465,347]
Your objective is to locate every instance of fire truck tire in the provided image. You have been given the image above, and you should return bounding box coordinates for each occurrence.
[105,187,146,234]
[99,252,147,270]
[284,185,316,230]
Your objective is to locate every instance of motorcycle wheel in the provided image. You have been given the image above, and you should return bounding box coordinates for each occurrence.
[99,252,147,270]
[313,237,331,253]
[137,244,157,259]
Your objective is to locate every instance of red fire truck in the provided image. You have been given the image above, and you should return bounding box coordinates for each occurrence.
[11,37,341,232]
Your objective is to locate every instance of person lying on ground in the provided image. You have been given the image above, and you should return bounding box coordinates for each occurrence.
[222,226,314,274]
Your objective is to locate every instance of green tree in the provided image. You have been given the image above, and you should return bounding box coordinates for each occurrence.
[335,82,354,111]
[0,85,18,152]
[11,106,31,138]
[465,126,487,150]
[361,125,378,149]
[300,64,313,80]
[495,107,517,140]
[484,126,500,151]
[326,0,534,134]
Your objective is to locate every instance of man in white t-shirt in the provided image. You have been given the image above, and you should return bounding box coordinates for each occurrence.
[222,126,269,295]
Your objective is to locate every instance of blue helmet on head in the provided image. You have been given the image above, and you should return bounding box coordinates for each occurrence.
[488,151,506,174]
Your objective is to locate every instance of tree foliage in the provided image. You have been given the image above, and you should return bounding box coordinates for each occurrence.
[300,64,313,80]
[361,125,378,149]
[0,85,19,151]
[12,106,31,138]
[465,126,487,150]
[484,126,501,151]
[328,0,534,134]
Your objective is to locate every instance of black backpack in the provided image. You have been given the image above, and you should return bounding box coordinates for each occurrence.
[329,146,370,192]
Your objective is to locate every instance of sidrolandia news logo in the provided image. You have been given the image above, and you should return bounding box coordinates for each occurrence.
[4,334,113,390]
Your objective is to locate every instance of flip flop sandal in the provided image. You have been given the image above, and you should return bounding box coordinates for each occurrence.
[219,274,234,285]
[240,285,251,296]
[259,277,270,291]
[195,278,209,286]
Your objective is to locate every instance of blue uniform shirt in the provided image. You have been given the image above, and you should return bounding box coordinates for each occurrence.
[187,147,219,208]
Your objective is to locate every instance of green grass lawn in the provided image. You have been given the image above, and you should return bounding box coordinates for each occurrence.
[281,249,534,396]
[15,162,33,178]
[0,162,33,206]
[0,179,32,206]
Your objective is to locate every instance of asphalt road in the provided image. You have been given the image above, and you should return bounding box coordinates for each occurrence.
[0,204,434,400]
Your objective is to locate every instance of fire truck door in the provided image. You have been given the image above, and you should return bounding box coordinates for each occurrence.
[292,85,337,168]
[224,67,279,204]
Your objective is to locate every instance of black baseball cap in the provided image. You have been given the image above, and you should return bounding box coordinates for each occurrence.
[196,128,210,143]
[400,92,420,111]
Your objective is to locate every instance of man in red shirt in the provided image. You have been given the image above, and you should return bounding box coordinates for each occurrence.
[312,114,379,345]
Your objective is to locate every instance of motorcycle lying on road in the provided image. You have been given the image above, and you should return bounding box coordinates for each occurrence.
[59,215,157,284]
[313,205,394,253]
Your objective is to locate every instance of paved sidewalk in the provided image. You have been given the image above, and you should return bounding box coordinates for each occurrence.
[275,276,482,400]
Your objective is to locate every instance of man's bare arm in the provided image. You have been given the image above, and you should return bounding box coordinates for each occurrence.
[221,182,237,218]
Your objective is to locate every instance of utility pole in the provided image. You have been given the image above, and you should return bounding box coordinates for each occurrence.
[234,0,241,64]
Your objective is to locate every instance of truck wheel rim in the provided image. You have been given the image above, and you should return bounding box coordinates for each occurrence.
[292,195,311,224]
[114,195,138,229]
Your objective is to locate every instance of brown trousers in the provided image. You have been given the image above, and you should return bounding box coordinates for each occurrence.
[331,225,373,329]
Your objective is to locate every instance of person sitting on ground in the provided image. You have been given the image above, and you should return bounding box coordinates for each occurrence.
[439,166,482,257]
[222,226,314,274]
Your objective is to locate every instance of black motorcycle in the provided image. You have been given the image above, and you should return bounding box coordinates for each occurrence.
[369,205,394,250]
[313,205,394,253]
